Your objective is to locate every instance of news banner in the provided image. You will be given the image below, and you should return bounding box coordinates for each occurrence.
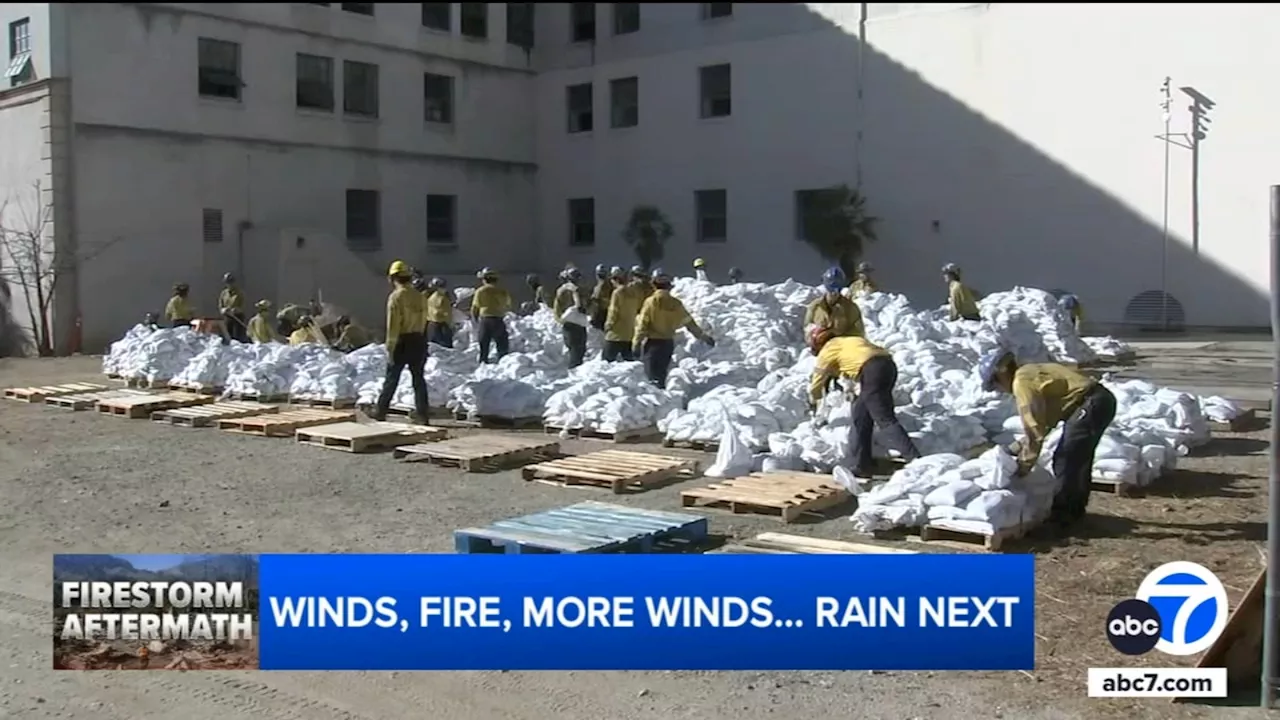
[50,554,1230,696]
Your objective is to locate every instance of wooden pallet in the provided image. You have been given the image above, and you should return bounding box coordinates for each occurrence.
[124,377,170,389]
[295,421,448,453]
[522,449,701,493]
[291,396,358,409]
[223,391,290,404]
[1091,476,1144,497]
[918,519,1036,552]
[394,434,559,471]
[712,532,920,555]
[166,383,222,396]
[1209,407,1257,432]
[46,388,153,410]
[217,408,356,437]
[463,414,544,429]
[455,501,709,554]
[151,401,280,428]
[545,424,661,443]
[680,471,852,523]
[661,438,720,452]
[96,392,214,418]
[4,382,107,403]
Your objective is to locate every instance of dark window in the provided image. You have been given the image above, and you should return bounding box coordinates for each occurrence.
[695,190,727,243]
[699,63,731,118]
[202,209,224,244]
[566,83,593,133]
[343,60,379,117]
[795,190,825,241]
[568,198,595,247]
[423,72,454,123]
[613,3,639,35]
[346,189,381,248]
[197,38,241,100]
[426,195,457,245]
[506,3,535,48]
[421,2,451,31]
[570,3,596,43]
[341,3,374,15]
[609,77,638,129]
[702,3,732,19]
[296,53,334,111]
[460,3,488,38]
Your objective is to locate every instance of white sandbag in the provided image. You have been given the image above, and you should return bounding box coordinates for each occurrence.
[705,420,753,479]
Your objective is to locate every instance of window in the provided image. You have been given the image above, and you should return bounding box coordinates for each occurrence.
[423,72,454,123]
[426,195,457,245]
[794,189,827,241]
[421,2,451,31]
[460,3,487,38]
[695,190,727,243]
[570,3,596,43]
[699,63,731,118]
[341,3,374,15]
[613,3,639,35]
[196,38,241,100]
[346,189,380,247]
[609,77,638,129]
[202,209,224,244]
[6,18,31,86]
[343,60,379,117]
[307,3,331,6]
[296,53,334,111]
[566,83,593,133]
[568,198,595,247]
[702,3,732,19]
[506,3,535,48]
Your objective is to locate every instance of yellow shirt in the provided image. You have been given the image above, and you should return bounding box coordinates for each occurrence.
[591,279,614,314]
[850,277,878,296]
[425,290,454,324]
[1011,363,1097,469]
[385,284,426,353]
[948,280,981,320]
[605,282,645,343]
[808,336,890,405]
[634,289,706,346]
[804,295,864,338]
[471,283,512,318]
[218,287,244,313]
[553,282,585,323]
[164,295,193,323]
[289,326,327,345]
[246,313,275,343]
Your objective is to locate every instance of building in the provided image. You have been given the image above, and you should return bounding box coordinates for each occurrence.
[0,3,1274,352]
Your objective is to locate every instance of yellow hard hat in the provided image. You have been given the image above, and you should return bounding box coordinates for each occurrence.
[255,299,271,311]
[692,258,706,268]
[387,260,410,277]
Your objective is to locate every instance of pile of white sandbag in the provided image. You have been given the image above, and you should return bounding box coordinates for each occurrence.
[103,326,212,384]
[1199,395,1247,424]
[544,360,681,434]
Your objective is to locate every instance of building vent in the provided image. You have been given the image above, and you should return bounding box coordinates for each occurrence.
[1123,290,1185,331]
[202,208,223,243]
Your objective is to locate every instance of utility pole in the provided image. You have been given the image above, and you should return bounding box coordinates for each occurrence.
[1265,186,1280,710]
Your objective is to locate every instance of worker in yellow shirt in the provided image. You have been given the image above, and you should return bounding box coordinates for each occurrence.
[1059,293,1083,333]
[804,267,864,350]
[849,261,878,296]
[693,257,709,283]
[333,316,371,352]
[471,267,512,364]
[218,272,247,342]
[978,350,1116,530]
[942,263,981,321]
[164,283,194,328]
[808,329,920,478]
[288,315,328,345]
[589,264,614,331]
[727,267,744,285]
[525,273,550,313]
[370,260,430,423]
[553,266,590,367]
[246,300,277,343]
[633,268,715,387]
[424,277,455,348]
[602,267,640,362]
[630,265,653,299]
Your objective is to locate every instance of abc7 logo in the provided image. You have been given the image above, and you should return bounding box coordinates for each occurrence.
[1106,599,1163,655]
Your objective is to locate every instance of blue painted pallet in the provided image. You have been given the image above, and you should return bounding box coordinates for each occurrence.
[455,501,709,554]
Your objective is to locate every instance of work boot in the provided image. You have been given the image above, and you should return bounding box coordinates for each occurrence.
[362,407,386,422]
[408,412,430,426]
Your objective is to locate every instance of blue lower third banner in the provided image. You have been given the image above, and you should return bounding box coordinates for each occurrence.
[258,554,1035,671]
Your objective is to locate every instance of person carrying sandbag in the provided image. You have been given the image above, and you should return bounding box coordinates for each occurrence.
[424,277,455,348]
[554,266,590,368]
[804,266,865,346]
[942,263,981,321]
[808,328,919,480]
[471,267,512,364]
[164,283,194,328]
[369,260,430,424]
[633,268,715,388]
[977,350,1117,531]
[602,267,642,362]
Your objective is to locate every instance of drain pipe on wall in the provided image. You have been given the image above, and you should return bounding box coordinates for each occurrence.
[854,3,867,190]
[1265,184,1280,709]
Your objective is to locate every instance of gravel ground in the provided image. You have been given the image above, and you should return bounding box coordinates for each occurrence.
[0,356,1273,720]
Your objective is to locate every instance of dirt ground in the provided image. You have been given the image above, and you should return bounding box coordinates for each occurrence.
[0,355,1273,720]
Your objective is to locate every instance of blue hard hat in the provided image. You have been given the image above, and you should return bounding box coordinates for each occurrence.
[650,267,671,283]
[978,350,1013,391]
[821,266,846,292]
[1059,293,1079,309]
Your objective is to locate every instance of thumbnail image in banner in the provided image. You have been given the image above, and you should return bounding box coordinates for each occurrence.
[53,554,259,670]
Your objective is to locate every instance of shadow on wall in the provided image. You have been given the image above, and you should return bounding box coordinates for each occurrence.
[0,276,31,357]
[787,4,1265,330]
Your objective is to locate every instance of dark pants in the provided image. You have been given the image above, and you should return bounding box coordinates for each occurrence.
[1050,385,1117,527]
[277,319,296,337]
[477,316,509,363]
[563,323,587,367]
[848,356,920,475]
[224,312,247,342]
[590,307,607,331]
[641,338,675,388]
[602,340,634,362]
[375,332,429,420]
[171,319,189,329]
[960,314,981,322]
[426,321,454,349]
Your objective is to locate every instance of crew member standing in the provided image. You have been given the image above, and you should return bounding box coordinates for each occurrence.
[849,262,878,297]
[693,258,709,282]
[602,267,640,362]
[526,274,550,312]
[554,267,589,367]
[371,260,430,424]
[633,268,715,387]
[804,267,864,344]
[246,300,277,343]
[978,351,1117,530]
[808,330,920,478]
[425,277,455,348]
[942,263,981,321]
[218,273,247,342]
[1059,293,1084,333]
[471,267,512,364]
[165,283,194,328]
[589,264,614,331]
[630,265,654,299]
[727,267,744,285]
